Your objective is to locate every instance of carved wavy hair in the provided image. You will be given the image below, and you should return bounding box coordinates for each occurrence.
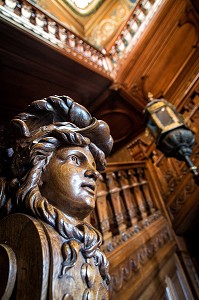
[0,95,112,284]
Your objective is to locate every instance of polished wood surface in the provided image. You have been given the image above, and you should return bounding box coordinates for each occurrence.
[0,96,112,299]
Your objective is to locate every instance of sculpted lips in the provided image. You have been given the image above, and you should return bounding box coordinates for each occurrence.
[81,182,96,195]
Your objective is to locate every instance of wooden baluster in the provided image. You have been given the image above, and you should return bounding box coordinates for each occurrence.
[95,174,112,249]
[106,172,126,235]
[137,168,156,215]
[117,170,138,227]
[128,169,148,221]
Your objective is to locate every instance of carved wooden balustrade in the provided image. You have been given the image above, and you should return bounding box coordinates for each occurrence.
[108,0,164,69]
[0,0,163,78]
[92,161,159,253]
[91,161,175,299]
[0,0,113,77]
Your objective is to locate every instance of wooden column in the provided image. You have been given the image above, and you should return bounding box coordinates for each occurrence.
[106,172,126,235]
[117,170,138,227]
[128,169,148,221]
[137,167,156,215]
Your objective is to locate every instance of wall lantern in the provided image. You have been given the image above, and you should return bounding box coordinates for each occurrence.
[144,96,199,185]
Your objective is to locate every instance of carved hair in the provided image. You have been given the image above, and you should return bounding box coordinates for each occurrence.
[0,95,112,283]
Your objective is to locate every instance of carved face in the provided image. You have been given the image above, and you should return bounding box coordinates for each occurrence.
[40,145,99,220]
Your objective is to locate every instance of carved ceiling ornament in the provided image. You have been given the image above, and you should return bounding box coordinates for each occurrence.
[0,95,113,299]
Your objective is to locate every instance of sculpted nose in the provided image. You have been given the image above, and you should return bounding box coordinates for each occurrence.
[84,169,99,181]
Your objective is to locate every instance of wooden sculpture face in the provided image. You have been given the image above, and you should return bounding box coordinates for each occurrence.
[40,145,99,221]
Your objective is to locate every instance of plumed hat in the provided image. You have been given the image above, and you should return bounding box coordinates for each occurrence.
[7,95,113,171]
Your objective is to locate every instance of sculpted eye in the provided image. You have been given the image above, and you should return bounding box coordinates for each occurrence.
[69,155,80,165]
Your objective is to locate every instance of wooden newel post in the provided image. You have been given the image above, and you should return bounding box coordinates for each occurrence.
[0,95,113,300]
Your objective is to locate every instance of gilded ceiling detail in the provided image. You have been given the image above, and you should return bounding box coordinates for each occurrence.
[31,0,138,49]
[86,0,138,49]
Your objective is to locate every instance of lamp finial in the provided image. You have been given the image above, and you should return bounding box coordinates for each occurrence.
[148,92,154,101]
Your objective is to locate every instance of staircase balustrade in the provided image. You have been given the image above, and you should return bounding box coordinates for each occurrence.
[92,161,161,253]
[0,0,164,78]
[0,0,113,77]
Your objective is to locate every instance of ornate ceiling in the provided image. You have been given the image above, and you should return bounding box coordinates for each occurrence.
[32,0,138,49]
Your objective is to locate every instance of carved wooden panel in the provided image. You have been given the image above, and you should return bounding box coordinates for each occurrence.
[108,217,175,300]
[116,0,199,109]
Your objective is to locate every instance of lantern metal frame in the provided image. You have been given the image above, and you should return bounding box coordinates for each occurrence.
[144,98,199,185]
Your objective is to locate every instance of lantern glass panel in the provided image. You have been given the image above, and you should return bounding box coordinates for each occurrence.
[154,107,174,127]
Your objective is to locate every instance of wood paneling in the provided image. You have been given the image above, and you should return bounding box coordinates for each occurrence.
[116,0,199,108]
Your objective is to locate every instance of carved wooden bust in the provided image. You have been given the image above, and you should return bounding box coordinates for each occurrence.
[0,96,113,299]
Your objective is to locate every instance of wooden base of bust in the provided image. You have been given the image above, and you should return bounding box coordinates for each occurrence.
[0,214,109,300]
